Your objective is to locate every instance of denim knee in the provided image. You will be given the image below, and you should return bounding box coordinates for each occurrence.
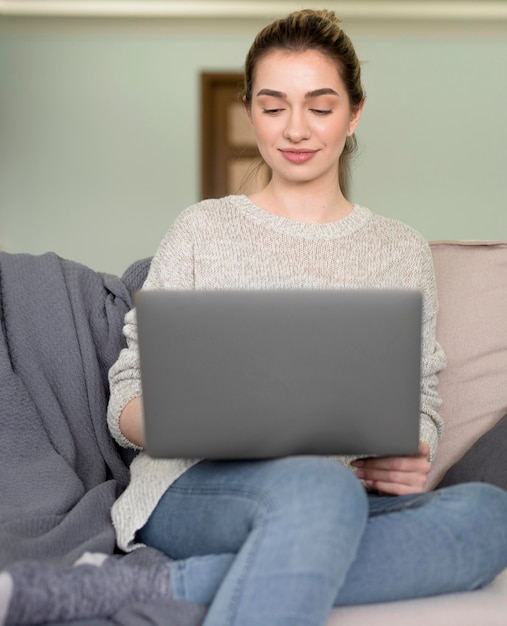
[257,457,369,529]
[441,481,507,525]
[464,482,507,540]
[438,482,507,587]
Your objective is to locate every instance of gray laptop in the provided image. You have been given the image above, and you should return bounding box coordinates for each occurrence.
[136,289,422,459]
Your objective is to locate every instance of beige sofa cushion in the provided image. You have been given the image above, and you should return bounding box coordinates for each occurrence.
[327,240,507,624]
[327,567,507,626]
[125,241,505,623]
[426,241,507,489]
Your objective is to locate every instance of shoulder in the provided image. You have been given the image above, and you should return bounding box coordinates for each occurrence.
[364,210,430,252]
[152,196,241,251]
[173,195,244,228]
[361,209,433,265]
[358,208,436,296]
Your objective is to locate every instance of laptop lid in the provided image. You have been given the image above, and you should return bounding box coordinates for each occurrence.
[136,289,422,459]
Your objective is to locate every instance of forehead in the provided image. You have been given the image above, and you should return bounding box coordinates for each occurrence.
[252,49,344,93]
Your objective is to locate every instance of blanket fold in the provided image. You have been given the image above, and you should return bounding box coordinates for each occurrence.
[0,252,132,566]
[0,252,185,625]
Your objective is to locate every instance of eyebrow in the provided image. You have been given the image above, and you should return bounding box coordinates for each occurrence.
[256,88,339,98]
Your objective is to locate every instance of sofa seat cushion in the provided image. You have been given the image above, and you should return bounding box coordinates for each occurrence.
[426,241,507,489]
[326,567,507,626]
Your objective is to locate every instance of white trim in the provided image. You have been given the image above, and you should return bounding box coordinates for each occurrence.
[1,1,507,20]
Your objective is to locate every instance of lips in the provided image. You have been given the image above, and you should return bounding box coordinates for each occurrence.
[279,149,318,164]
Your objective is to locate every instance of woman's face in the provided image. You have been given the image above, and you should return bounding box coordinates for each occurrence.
[247,48,362,188]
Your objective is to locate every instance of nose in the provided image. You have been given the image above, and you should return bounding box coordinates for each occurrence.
[283,109,311,143]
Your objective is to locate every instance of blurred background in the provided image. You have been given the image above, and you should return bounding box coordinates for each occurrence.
[1,0,506,275]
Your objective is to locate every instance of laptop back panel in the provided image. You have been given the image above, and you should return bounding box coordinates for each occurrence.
[136,289,422,459]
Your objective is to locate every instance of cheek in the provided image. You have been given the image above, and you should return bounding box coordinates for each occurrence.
[250,115,265,141]
[252,112,275,135]
[254,138,274,167]
[251,120,278,154]
[323,119,353,145]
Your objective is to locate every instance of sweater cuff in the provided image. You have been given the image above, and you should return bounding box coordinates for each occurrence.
[107,381,144,451]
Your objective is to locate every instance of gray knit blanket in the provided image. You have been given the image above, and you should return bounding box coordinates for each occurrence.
[0,252,184,625]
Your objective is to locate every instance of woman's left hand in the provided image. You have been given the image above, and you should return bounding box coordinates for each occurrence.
[351,442,431,495]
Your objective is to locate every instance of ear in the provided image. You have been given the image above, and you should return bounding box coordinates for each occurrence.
[347,99,364,137]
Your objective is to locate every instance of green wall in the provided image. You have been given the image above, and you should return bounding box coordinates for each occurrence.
[1,16,506,274]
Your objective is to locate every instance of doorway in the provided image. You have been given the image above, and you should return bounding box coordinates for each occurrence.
[201,72,269,199]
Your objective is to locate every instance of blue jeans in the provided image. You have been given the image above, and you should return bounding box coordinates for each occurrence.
[138,457,507,626]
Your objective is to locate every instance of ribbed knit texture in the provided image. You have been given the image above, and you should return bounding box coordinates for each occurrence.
[108,195,446,551]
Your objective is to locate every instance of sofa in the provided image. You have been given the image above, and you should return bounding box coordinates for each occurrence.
[0,240,506,625]
[327,240,507,625]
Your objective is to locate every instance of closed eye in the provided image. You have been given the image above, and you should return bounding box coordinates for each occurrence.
[311,109,332,115]
[263,108,284,115]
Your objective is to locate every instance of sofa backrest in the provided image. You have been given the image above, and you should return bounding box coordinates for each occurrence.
[426,241,507,489]
[121,243,507,490]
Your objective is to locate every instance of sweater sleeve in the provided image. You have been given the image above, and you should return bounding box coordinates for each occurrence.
[417,241,446,461]
[107,213,195,448]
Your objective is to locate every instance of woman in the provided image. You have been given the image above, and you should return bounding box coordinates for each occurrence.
[105,8,507,626]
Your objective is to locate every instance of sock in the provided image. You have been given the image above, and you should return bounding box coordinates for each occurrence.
[1,557,206,626]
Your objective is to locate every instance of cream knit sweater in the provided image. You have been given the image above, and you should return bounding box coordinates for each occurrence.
[108,195,446,551]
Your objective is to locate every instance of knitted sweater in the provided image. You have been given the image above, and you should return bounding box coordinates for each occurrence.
[107,195,446,551]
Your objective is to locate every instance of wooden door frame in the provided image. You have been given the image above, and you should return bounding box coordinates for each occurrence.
[201,72,244,200]
[201,71,269,200]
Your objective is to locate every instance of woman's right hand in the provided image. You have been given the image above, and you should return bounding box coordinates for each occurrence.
[119,396,145,448]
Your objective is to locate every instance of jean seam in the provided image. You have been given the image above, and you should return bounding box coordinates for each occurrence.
[169,483,275,626]
[170,560,187,600]
[226,517,268,626]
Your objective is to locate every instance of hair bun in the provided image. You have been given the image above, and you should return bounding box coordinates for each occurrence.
[299,8,342,27]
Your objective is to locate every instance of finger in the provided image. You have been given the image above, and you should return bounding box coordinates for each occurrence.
[354,455,431,475]
[364,478,427,496]
[366,464,430,493]
[352,442,431,471]
[418,441,431,461]
[356,466,430,488]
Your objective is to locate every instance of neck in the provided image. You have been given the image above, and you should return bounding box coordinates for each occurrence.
[249,178,353,224]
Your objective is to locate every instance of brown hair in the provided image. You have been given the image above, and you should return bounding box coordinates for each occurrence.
[242,9,365,198]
